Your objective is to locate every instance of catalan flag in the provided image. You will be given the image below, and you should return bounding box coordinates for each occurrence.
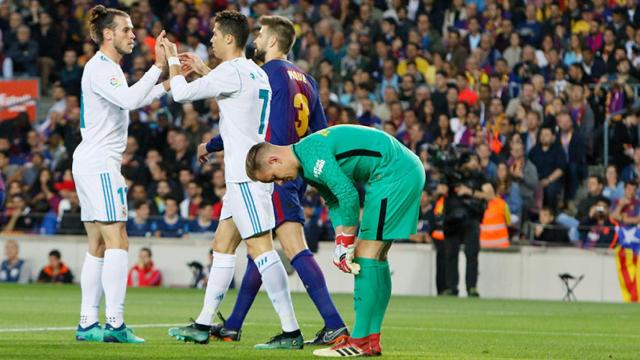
[612,225,640,302]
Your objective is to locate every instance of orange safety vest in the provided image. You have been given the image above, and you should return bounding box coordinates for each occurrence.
[431,197,445,241]
[480,198,510,248]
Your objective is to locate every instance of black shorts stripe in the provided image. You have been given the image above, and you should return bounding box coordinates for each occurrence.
[335,149,382,160]
[377,198,388,240]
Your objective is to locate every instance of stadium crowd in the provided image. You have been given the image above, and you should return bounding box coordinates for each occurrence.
[1,0,640,250]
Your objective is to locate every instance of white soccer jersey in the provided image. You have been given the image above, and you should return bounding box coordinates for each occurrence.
[72,51,165,174]
[170,57,271,183]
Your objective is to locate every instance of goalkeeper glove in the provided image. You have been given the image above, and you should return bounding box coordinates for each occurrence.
[333,233,360,275]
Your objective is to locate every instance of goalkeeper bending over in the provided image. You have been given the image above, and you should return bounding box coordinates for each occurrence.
[246,124,425,357]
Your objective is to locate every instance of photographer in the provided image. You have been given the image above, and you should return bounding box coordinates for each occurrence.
[443,152,495,297]
[580,197,616,248]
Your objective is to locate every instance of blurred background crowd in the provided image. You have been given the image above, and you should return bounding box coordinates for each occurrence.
[2,0,640,250]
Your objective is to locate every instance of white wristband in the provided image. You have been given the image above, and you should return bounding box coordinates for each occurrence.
[168,57,180,66]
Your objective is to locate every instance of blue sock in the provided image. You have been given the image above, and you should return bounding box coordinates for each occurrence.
[224,256,262,331]
[291,249,345,330]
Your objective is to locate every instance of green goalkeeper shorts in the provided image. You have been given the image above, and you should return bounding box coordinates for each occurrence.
[358,152,425,241]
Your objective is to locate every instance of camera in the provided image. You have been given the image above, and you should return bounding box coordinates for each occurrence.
[427,145,486,224]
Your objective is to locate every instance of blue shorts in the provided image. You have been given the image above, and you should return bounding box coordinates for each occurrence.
[272,176,306,228]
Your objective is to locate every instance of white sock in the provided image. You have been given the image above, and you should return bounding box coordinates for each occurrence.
[195,252,236,326]
[255,250,299,332]
[102,249,128,328]
[79,252,103,328]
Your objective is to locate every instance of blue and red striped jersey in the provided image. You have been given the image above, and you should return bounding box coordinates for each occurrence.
[262,59,327,145]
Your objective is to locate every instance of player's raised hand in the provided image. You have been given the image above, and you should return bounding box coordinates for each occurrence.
[178,52,211,77]
[154,30,167,68]
[162,38,178,58]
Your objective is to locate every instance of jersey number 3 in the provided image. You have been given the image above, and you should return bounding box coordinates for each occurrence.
[294,93,309,137]
[258,89,269,135]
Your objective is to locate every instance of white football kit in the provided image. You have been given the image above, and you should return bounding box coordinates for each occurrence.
[73,51,166,222]
[170,57,274,238]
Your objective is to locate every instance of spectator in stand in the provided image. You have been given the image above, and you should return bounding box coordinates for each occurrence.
[612,181,640,227]
[2,194,37,234]
[621,147,640,183]
[127,201,154,238]
[412,189,434,244]
[28,168,57,215]
[505,82,544,122]
[153,197,187,238]
[558,174,606,242]
[58,49,83,98]
[529,126,566,210]
[610,111,638,173]
[557,112,587,201]
[127,247,162,288]
[188,202,218,234]
[3,24,39,78]
[496,163,523,227]
[180,180,202,220]
[33,11,61,95]
[0,240,31,283]
[37,249,73,283]
[57,188,83,235]
[534,207,570,245]
[580,197,616,248]
[520,111,541,154]
[476,142,498,181]
[603,165,625,202]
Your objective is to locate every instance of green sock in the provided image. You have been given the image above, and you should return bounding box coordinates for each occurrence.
[369,260,391,335]
[352,257,380,339]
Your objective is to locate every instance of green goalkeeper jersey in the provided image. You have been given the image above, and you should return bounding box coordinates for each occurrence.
[291,124,422,228]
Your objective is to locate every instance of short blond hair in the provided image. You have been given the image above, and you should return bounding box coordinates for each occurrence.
[245,142,271,181]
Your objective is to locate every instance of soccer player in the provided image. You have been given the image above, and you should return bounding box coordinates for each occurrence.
[246,125,426,357]
[163,11,303,349]
[182,15,348,345]
[73,5,170,343]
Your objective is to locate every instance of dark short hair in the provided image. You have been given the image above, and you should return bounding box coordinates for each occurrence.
[49,249,61,259]
[215,10,250,49]
[199,200,214,209]
[588,174,604,185]
[140,247,152,257]
[134,200,149,210]
[259,15,296,54]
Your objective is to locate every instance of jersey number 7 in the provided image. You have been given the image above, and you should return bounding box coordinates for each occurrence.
[258,89,269,135]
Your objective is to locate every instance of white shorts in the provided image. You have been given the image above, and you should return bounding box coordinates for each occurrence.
[220,181,275,239]
[73,171,128,222]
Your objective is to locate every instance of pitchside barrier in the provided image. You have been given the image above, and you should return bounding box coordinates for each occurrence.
[0,235,623,302]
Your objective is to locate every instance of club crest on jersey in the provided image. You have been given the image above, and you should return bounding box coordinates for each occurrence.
[313,159,325,178]
[109,77,122,88]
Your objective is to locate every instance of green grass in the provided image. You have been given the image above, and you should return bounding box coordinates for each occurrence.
[0,284,638,359]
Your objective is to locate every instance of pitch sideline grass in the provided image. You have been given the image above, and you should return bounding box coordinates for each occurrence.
[0,284,638,359]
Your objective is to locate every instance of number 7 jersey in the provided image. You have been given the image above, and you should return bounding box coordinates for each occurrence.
[170,57,271,183]
[261,59,327,146]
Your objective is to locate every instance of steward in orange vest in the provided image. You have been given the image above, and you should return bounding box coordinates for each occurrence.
[480,197,511,248]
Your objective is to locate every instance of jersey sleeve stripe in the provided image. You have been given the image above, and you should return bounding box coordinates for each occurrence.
[238,183,258,234]
[243,183,262,232]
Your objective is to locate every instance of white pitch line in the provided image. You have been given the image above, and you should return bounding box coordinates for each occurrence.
[0,322,638,339]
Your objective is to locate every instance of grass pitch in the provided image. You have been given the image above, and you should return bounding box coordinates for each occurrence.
[0,284,638,359]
